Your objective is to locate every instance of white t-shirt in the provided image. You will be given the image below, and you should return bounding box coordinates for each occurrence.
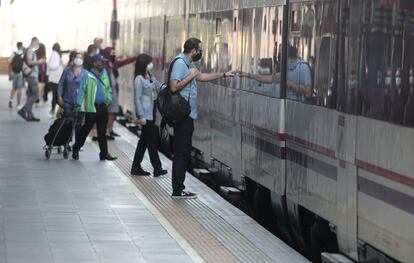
[47,50,64,84]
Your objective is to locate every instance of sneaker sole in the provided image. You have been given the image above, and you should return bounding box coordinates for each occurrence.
[171,195,197,199]
[153,172,168,177]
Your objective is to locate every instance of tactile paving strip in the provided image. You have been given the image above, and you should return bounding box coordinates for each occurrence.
[109,144,237,263]
[109,143,273,263]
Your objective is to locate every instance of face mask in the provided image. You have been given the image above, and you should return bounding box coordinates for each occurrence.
[146,63,154,72]
[348,79,357,88]
[385,77,392,86]
[396,77,402,86]
[409,76,414,85]
[110,55,115,62]
[74,58,83,67]
[192,50,202,62]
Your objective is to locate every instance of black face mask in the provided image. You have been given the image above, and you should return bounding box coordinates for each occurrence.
[110,55,115,62]
[192,50,202,62]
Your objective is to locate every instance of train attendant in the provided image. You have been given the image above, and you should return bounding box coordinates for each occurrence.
[130,54,167,177]
[169,38,234,199]
[238,45,312,102]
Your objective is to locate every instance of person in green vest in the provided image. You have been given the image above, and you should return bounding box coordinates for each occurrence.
[72,54,117,161]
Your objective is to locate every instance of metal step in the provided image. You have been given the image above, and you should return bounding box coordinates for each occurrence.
[126,122,139,128]
[193,168,213,180]
[220,186,243,197]
[321,253,354,263]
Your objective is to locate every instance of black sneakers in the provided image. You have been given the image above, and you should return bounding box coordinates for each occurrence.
[131,167,150,176]
[111,131,120,137]
[153,169,168,177]
[172,191,197,199]
[8,100,12,109]
[17,109,27,120]
[72,151,79,160]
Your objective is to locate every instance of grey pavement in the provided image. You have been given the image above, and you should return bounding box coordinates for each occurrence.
[0,75,192,263]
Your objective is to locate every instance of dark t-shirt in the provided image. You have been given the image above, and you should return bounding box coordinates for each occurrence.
[83,53,93,71]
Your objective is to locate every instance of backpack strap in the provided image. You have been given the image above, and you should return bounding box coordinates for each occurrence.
[90,70,106,86]
[167,57,192,101]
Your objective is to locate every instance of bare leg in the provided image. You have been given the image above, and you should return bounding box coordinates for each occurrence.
[10,89,16,100]
[16,89,22,106]
[38,82,45,102]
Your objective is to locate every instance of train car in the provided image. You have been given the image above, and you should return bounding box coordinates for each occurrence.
[68,0,414,262]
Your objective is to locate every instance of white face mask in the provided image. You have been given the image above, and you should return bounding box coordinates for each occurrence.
[74,58,83,67]
[385,77,392,86]
[396,77,402,86]
[146,63,154,72]
[348,79,357,88]
[409,76,414,85]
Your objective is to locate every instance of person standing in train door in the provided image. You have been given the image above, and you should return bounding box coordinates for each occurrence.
[169,38,234,199]
[404,68,414,127]
[390,68,406,125]
[382,69,392,121]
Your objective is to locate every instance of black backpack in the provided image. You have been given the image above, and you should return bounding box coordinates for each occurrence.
[11,52,23,73]
[157,57,191,127]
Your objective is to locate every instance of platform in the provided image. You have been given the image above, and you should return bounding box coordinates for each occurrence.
[0,75,308,263]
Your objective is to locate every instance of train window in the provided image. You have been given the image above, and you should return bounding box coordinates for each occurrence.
[210,12,233,82]
[240,6,284,97]
[339,0,414,127]
[216,18,222,35]
[286,1,338,107]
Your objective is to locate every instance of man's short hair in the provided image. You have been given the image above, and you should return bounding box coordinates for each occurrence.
[17,42,23,49]
[87,44,97,54]
[288,45,298,59]
[183,38,201,54]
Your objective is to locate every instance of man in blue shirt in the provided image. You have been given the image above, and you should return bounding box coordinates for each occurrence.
[71,54,117,161]
[169,38,234,199]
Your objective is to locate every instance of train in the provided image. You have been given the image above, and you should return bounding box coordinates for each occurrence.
[68,0,414,262]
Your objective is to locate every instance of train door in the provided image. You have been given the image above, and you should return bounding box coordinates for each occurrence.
[284,0,342,259]
[346,1,414,262]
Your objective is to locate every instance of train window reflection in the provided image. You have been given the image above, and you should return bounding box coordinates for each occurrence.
[341,0,414,127]
[240,6,283,97]
[287,1,338,107]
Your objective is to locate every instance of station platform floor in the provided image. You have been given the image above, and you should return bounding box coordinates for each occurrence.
[0,75,308,263]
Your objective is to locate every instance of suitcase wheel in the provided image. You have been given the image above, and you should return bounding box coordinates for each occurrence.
[45,149,51,160]
[63,150,69,159]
